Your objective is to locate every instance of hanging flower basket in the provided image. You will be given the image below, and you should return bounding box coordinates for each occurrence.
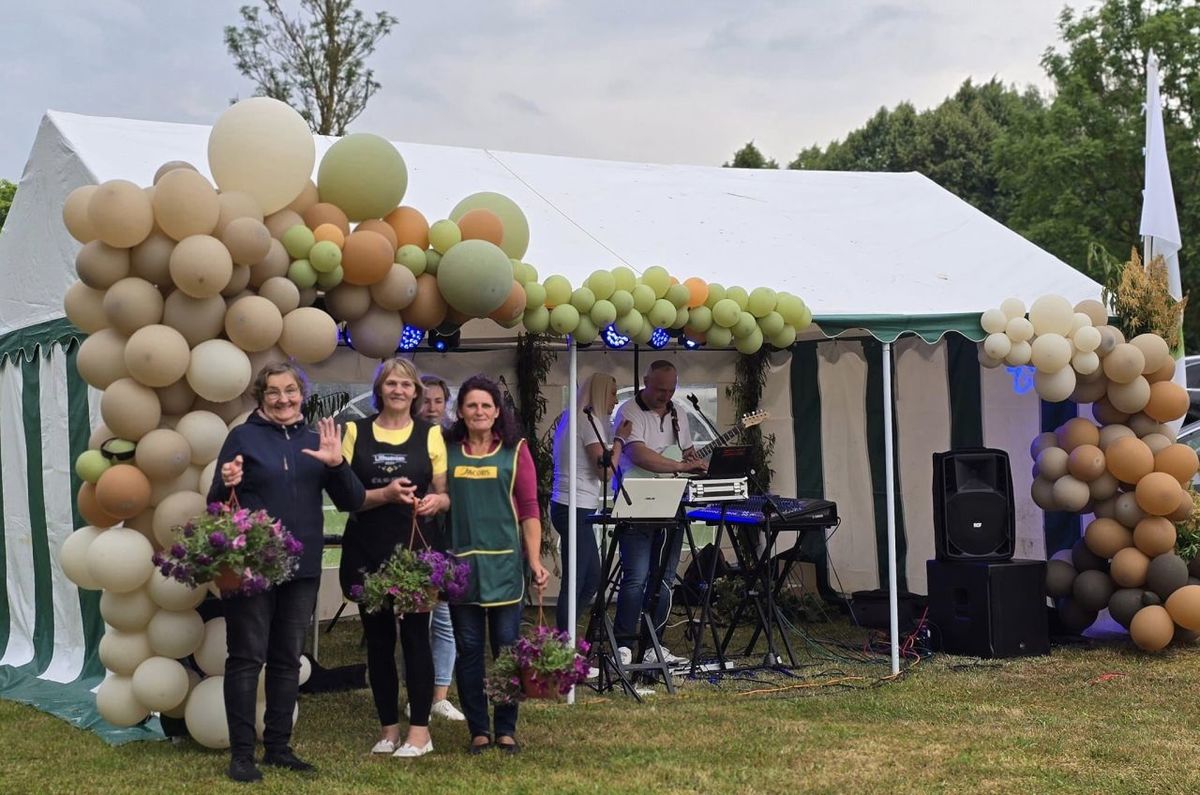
[351,548,469,615]
[486,625,590,705]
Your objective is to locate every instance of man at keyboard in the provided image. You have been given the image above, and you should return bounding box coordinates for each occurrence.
[611,360,706,668]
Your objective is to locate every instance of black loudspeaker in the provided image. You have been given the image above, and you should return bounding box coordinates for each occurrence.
[926,559,1049,658]
[932,448,1015,561]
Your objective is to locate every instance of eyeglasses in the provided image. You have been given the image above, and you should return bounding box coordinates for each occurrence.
[264,387,302,400]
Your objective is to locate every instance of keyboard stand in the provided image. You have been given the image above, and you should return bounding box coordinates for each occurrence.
[684,508,730,676]
[719,517,798,668]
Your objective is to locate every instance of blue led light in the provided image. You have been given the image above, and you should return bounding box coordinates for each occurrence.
[397,325,425,352]
[603,324,630,349]
[338,325,355,349]
[680,334,702,349]
[648,327,671,349]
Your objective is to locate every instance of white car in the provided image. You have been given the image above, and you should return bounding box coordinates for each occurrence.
[1186,355,1200,423]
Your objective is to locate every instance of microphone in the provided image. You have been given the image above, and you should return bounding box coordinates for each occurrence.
[583,406,594,416]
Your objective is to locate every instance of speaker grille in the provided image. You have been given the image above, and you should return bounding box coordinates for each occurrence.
[945,491,1010,556]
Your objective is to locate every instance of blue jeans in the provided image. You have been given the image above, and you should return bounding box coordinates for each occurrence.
[223,576,319,759]
[431,601,456,688]
[551,501,601,632]
[450,602,523,741]
[613,525,683,642]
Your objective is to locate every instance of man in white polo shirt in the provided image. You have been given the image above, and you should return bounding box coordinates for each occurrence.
[611,360,706,666]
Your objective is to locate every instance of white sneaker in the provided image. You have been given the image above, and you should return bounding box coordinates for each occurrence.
[393,740,434,758]
[586,666,600,680]
[616,646,632,666]
[643,646,689,665]
[371,738,396,755]
[430,699,465,721]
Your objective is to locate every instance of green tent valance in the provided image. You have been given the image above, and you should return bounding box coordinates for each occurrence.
[0,318,84,366]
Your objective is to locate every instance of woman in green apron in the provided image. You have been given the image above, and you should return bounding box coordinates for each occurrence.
[445,374,548,754]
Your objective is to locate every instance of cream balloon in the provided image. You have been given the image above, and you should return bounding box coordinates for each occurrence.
[999,297,1026,321]
[169,235,233,299]
[134,428,192,481]
[980,308,1007,334]
[1028,295,1074,336]
[96,675,150,728]
[1004,316,1034,343]
[187,340,252,402]
[225,295,284,352]
[100,586,158,633]
[1004,341,1032,366]
[64,281,110,333]
[257,276,301,315]
[1073,325,1101,353]
[87,527,155,594]
[207,97,315,215]
[59,526,104,590]
[163,290,227,347]
[124,324,191,388]
[77,329,131,390]
[983,333,1011,360]
[147,568,207,611]
[194,617,228,676]
[99,629,154,676]
[152,490,207,548]
[278,307,338,363]
[146,608,205,659]
[88,180,154,248]
[132,656,190,713]
[153,169,220,241]
[62,184,99,243]
[1030,333,1072,373]
[184,675,231,749]
[1034,367,1076,403]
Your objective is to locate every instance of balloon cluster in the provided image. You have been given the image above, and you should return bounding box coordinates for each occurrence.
[983,296,1200,651]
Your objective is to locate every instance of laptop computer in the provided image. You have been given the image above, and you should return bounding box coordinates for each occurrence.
[611,478,689,520]
[702,445,752,479]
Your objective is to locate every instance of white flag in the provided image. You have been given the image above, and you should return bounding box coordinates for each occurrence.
[1139,50,1182,300]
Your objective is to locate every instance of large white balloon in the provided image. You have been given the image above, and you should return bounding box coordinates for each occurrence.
[194,617,228,676]
[147,569,206,611]
[208,98,315,215]
[59,526,104,590]
[184,675,231,749]
[132,656,190,712]
[96,675,150,728]
[146,608,206,659]
[87,527,155,594]
[186,339,252,403]
[98,628,154,676]
[100,586,158,632]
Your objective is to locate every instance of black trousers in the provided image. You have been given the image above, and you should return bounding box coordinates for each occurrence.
[361,607,434,727]
[223,576,320,759]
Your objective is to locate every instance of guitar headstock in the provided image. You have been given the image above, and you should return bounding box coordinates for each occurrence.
[738,409,769,429]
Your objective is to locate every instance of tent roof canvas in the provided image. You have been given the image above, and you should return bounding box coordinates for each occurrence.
[0,111,1102,343]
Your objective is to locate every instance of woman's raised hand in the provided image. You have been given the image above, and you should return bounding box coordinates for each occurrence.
[301,417,344,467]
[221,454,244,487]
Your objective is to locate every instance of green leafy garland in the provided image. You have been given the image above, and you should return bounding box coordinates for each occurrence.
[513,333,558,559]
[726,349,775,492]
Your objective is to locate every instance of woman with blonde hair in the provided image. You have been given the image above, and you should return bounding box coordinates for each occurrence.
[550,372,620,631]
[340,357,450,759]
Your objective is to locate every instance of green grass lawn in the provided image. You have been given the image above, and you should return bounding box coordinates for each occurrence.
[3,612,1200,794]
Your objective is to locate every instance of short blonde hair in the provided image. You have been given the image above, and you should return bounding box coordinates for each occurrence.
[371,358,424,412]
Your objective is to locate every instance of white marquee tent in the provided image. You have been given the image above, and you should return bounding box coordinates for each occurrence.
[0,111,1102,730]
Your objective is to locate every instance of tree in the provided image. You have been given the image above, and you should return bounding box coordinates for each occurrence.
[224,0,397,136]
[0,180,15,233]
[724,141,778,169]
[995,0,1200,348]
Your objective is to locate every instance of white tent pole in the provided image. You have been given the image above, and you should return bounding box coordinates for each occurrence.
[883,341,900,675]
[566,337,578,704]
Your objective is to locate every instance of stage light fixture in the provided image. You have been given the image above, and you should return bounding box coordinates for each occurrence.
[428,325,461,352]
[396,324,426,352]
[678,331,702,350]
[603,324,630,349]
[337,324,355,349]
[648,327,671,349]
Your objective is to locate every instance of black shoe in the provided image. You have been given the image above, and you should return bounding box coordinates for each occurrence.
[496,738,521,755]
[261,748,316,773]
[467,737,492,755]
[227,757,262,783]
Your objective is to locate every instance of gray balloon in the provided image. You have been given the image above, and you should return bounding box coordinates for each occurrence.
[1146,553,1189,600]
[1057,598,1098,634]
[1107,588,1145,629]
[1188,557,1200,579]
[1072,539,1108,573]
[1141,591,1162,607]
[1046,560,1078,599]
[1073,570,1115,613]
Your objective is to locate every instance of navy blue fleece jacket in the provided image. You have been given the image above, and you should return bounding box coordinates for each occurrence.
[207,412,364,578]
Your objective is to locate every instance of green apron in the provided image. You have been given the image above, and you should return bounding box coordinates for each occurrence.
[447,439,525,607]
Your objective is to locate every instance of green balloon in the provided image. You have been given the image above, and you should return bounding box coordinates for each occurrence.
[735,327,764,354]
[288,259,318,289]
[631,323,655,345]
[570,287,596,313]
[615,309,644,336]
[610,290,634,316]
[429,220,462,254]
[308,240,343,273]
[574,315,599,345]
[317,133,408,221]
[586,270,615,300]
[631,284,656,314]
[611,266,637,293]
[707,325,733,348]
[770,323,797,349]
[795,300,812,330]
[425,248,441,275]
[549,304,581,335]
[726,286,749,310]
[666,283,690,309]
[705,283,727,309]
[590,299,617,327]
[523,305,550,333]
[758,310,785,338]
[732,311,758,339]
[316,265,344,290]
[712,298,741,328]
[524,282,547,310]
[395,244,427,276]
[450,192,530,260]
[648,298,676,329]
[641,266,671,298]
[672,307,689,329]
[687,305,713,332]
[544,276,572,307]
[747,287,778,318]
[282,225,316,260]
[437,239,515,317]
[75,449,111,484]
[511,260,529,284]
[775,292,803,326]
[523,262,539,284]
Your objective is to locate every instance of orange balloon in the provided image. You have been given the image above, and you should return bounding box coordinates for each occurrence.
[684,277,709,309]
[312,223,345,248]
[78,482,121,528]
[1165,584,1200,631]
[1106,436,1155,484]
[1144,380,1189,423]
[1067,444,1106,482]
[488,280,526,323]
[341,230,394,286]
[302,202,350,236]
[403,274,448,330]
[1110,546,1150,588]
[1083,517,1132,559]
[1155,443,1199,485]
[457,208,504,246]
[94,464,152,519]
[1130,604,1174,651]
[1134,471,1184,517]
[1169,489,1196,522]
[384,206,430,250]
[1133,516,1177,557]
[355,219,398,249]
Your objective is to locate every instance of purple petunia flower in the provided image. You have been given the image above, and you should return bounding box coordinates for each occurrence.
[207,502,223,516]
[209,531,227,550]
[171,543,187,559]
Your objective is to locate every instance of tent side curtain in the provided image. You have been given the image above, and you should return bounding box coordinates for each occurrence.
[0,317,85,367]
[813,313,986,344]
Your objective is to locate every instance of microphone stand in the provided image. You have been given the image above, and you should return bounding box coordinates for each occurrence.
[586,406,631,507]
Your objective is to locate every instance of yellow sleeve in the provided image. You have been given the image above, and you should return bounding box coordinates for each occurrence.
[428,425,448,476]
[342,420,357,465]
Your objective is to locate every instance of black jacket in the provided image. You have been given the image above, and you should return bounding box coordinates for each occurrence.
[207,412,364,578]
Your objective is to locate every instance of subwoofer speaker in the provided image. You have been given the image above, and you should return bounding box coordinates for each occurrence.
[926,559,1049,658]
[932,448,1014,562]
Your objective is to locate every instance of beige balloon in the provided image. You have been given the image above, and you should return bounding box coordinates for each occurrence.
[208,97,315,214]
[264,208,305,240]
[1074,299,1108,327]
[248,239,290,288]
[124,508,158,550]
[100,586,158,632]
[152,490,207,548]
[176,410,229,466]
[221,267,253,300]
[148,466,201,508]
[1051,475,1090,512]
[99,628,154,676]
[983,333,1011,361]
[135,428,192,481]
[153,169,220,241]
[225,295,284,352]
[164,290,226,349]
[147,569,206,611]
[1129,333,1170,375]
[88,179,154,248]
[153,160,199,184]
[87,527,155,594]
[1030,477,1058,511]
[222,217,273,266]
[185,675,230,749]
[132,655,190,713]
[102,277,164,335]
[194,617,228,677]
[1107,376,1151,415]
[63,184,99,244]
[370,264,419,311]
[279,306,338,363]
[59,525,104,590]
[101,377,161,440]
[147,608,206,659]
[980,308,1007,334]
[324,283,372,322]
[1004,340,1032,366]
[156,379,197,416]
[124,324,191,388]
[169,235,233,298]
[129,230,175,286]
[287,180,320,214]
[63,281,109,333]
[77,328,131,389]
[1034,367,1076,403]
[95,675,151,728]
[192,394,256,425]
[1103,343,1145,384]
[215,190,264,236]
[1030,333,1072,373]
[76,240,131,289]
[258,276,301,315]
[187,340,252,402]
[1028,295,1074,336]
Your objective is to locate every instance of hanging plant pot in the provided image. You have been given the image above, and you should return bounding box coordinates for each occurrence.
[519,667,563,700]
[213,564,243,594]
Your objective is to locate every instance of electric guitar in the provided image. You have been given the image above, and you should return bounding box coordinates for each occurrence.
[620,410,769,480]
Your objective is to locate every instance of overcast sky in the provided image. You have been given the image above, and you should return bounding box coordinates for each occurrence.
[1,0,1085,182]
